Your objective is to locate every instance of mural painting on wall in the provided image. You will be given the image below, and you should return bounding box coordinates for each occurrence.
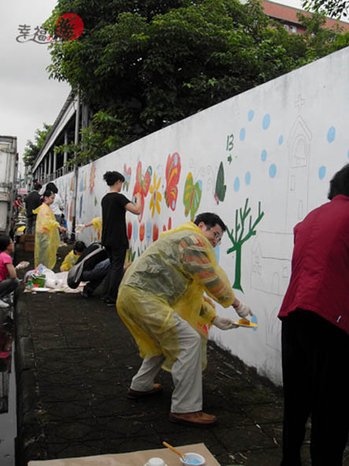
[226,132,234,164]
[123,164,131,191]
[149,173,162,218]
[214,161,226,204]
[227,198,264,291]
[89,162,96,193]
[133,161,152,221]
[183,172,202,221]
[164,152,181,211]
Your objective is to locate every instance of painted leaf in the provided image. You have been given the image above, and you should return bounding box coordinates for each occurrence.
[183,173,202,220]
[214,161,226,204]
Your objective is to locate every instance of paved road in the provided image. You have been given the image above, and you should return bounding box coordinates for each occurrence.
[13,245,349,466]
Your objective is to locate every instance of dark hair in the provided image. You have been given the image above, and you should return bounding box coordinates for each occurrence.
[34,182,42,191]
[103,171,125,186]
[0,235,12,252]
[73,241,86,254]
[194,212,227,231]
[328,164,349,200]
[42,189,54,199]
[46,182,58,194]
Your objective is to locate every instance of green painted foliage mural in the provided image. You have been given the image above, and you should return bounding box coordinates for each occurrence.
[183,172,202,221]
[227,198,264,291]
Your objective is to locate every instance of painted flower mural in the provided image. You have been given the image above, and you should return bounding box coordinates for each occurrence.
[133,161,152,222]
[149,173,162,217]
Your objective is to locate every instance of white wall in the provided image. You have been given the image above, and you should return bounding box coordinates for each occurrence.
[54,46,349,385]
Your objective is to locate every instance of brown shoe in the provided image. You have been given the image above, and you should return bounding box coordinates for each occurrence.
[127,383,163,400]
[169,411,217,426]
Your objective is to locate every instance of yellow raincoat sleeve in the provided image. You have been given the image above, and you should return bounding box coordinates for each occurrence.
[179,234,235,308]
[60,250,79,272]
[34,204,60,269]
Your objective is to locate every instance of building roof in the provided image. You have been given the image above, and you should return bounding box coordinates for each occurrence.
[263,0,349,31]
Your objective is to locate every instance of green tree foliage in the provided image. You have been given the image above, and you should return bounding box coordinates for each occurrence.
[45,0,349,163]
[23,124,52,167]
[302,0,348,18]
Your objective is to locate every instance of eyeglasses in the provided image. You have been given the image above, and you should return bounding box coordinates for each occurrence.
[206,227,223,244]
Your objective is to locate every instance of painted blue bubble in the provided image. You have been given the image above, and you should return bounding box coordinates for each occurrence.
[269,164,277,178]
[146,221,152,241]
[261,149,267,162]
[278,135,284,145]
[132,221,139,241]
[327,127,336,143]
[262,114,271,130]
[239,128,246,141]
[319,166,326,180]
[248,110,254,122]
[234,177,240,192]
[245,171,251,185]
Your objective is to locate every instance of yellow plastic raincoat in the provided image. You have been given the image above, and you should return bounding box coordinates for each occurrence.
[60,250,79,272]
[34,203,60,269]
[117,222,235,370]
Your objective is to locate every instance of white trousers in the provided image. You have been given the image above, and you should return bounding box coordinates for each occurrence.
[130,314,203,413]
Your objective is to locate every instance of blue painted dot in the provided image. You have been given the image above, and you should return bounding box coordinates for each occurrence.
[245,172,251,185]
[262,114,271,130]
[319,166,326,180]
[234,177,240,192]
[239,128,246,141]
[248,110,254,122]
[327,127,336,143]
[269,164,277,178]
[132,221,138,241]
[146,221,152,241]
[261,149,267,162]
[278,135,284,145]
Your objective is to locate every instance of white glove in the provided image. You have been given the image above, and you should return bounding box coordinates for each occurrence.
[212,316,237,330]
[15,261,30,270]
[76,224,85,233]
[235,302,253,318]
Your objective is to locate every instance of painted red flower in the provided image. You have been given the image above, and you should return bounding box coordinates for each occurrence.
[139,223,145,242]
[153,224,159,241]
[127,222,132,240]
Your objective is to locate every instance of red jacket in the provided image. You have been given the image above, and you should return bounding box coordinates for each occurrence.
[278,195,349,335]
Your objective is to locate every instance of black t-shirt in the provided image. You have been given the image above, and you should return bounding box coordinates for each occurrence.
[101,192,130,248]
[25,190,42,217]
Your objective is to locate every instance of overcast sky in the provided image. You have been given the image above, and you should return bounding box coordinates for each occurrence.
[0,0,70,176]
[0,0,305,177]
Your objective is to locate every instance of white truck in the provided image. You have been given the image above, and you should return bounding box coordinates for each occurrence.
[0,136,18,235]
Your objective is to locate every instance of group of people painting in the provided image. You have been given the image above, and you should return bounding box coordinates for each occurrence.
[6,163,349,465]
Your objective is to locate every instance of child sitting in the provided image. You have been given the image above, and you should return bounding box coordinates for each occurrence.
[60,241,86,272]
[0,235,20,309]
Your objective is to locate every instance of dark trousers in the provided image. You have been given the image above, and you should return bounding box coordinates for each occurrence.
[281,310,349,466]
[0,279,19,299]
[104,247,127,302]
[26,215,36,234]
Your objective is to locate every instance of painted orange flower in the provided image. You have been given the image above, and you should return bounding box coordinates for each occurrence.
[149,173,162,217]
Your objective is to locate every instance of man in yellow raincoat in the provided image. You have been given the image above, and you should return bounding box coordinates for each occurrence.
[34,189,67,269]
[117,212,253,426]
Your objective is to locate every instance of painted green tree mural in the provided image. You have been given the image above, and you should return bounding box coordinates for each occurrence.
[227,198,264,291]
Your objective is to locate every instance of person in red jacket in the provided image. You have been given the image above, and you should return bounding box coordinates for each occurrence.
[278,164,349,466]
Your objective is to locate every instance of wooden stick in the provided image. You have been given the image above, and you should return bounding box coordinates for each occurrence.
[162,441,185,459]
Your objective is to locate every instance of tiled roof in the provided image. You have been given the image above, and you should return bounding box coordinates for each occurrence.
[263,0,349,31]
